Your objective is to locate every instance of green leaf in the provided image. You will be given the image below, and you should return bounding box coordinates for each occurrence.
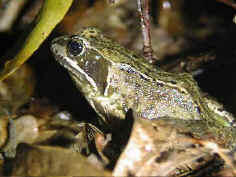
[0,0,73,81]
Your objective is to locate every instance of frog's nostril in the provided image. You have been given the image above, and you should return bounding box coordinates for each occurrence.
[51,37,59,46]
[50,42,57,53]
[50,37,67,54]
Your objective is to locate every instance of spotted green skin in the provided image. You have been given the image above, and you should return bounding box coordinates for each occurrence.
[50,28,235,129]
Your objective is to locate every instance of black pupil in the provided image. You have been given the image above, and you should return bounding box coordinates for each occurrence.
[67,40,83,56]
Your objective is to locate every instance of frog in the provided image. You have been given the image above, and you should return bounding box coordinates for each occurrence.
[50,27,235,131]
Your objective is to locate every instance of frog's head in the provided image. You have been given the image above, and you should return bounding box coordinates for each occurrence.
[50,28,111,95]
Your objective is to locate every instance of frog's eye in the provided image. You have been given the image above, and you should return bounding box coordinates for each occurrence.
[67,40,84,56]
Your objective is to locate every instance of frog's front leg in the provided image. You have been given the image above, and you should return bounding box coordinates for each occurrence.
[203,96,236,127]
[91,94,127,123]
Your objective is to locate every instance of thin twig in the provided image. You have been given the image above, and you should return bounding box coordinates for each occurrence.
[137,0,155,63]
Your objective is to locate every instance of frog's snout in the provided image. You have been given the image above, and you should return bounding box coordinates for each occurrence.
[50,38,59,53]
[50,36,70,57]
[51,37,63,52]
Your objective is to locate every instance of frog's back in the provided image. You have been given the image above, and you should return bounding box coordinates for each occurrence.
[77,28,205,120]
[78,28,198,89]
